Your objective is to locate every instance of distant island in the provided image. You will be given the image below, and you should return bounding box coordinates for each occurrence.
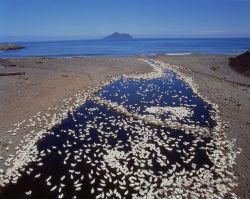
[0,44,25,51]
[103,32,133,40]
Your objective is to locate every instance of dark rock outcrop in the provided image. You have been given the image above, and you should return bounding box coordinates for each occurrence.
[229,50,250,77]
[0,44,25,51]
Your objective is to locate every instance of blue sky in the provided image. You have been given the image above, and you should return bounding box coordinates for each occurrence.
[0,0,250,41]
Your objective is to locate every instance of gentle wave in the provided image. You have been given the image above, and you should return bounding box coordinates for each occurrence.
[0,38,249,58]
[165,53,192,56]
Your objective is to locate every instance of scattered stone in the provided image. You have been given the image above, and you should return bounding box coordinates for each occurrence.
[211,65,219,70]
[8,64,17,67]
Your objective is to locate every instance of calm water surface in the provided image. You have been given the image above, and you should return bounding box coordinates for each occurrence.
[0,38,250,57]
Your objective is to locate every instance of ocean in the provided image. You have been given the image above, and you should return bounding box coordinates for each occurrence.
[0,38,250,58]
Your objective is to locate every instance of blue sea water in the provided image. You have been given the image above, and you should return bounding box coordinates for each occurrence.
[0,38,250,58]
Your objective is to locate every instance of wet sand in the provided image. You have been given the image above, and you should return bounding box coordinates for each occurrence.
[156,54,250,199]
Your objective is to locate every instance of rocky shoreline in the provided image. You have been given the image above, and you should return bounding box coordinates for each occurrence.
[229,50,250,77]
[0,44,25,51]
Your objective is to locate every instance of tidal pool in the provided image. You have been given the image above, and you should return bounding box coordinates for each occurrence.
[0,60,236,199]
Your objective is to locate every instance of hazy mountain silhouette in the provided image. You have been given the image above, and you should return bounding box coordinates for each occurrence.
[103,32,133,40]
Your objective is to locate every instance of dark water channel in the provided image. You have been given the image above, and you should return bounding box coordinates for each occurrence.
[0,68,216,199]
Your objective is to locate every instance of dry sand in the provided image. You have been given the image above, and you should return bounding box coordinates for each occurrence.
[156,54,250,199]
[0,55,249,198]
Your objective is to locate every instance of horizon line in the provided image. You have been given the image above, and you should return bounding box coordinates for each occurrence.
[1,36,250,43]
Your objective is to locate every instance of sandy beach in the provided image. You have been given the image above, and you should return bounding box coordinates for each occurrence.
[0,56,152,166]
[0,55,249,198]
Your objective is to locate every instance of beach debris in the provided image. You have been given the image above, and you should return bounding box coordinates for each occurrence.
[25,190,32,196]
[0,72,26,76]
[0,58,240,199]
